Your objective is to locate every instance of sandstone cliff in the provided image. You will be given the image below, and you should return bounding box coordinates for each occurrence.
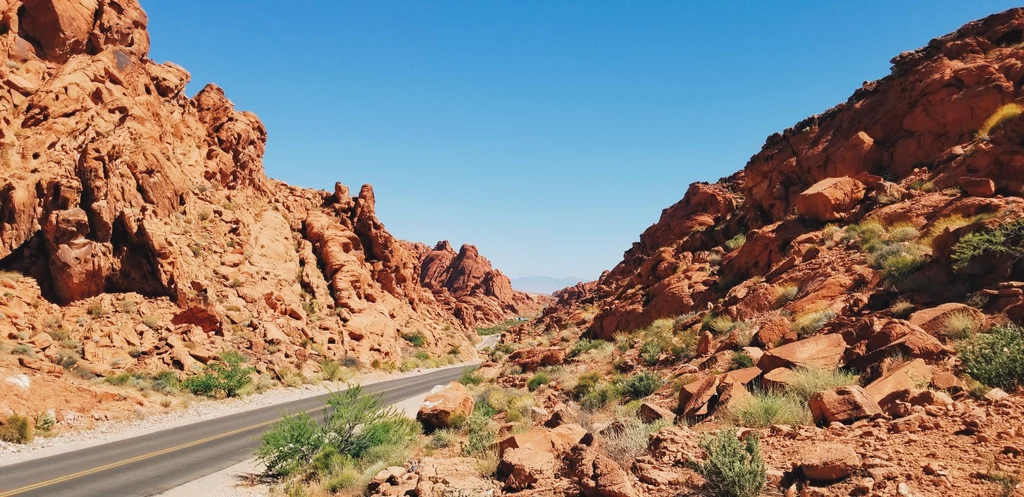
[0,0,535,420]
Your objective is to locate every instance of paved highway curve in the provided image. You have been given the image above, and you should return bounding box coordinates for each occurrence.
[0,365,471,497]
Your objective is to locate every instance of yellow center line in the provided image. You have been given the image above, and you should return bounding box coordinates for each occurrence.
[0,379,432,497]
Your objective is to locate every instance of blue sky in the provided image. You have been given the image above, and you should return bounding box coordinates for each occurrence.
[144,1,1018,281]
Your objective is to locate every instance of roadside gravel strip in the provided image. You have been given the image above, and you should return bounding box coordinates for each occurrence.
[0,365,470,497]
[0,363,474,467]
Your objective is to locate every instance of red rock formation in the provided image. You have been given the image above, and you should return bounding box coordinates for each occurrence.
[408,240,548,329]
[0,0,526,420]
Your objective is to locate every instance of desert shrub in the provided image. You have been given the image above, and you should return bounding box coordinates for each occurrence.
[704,315,738,336]
[11,344,33,357]
[573,372,602,399]
[951,219,1024,271]
[258,413,324,476]
[623,372,662,399]
[791,309,836,338]
[151,371,180,394]
[889,299,915,319]
[773,283,799,308]
[783,367,860,403]
[731,351,755,370]
[602,418,669,468]
[258,385,419,480]
[34,411,56,432]
[87,302,106,317]
[429,428,458,449]
[459,367,484,386]
[978,103,1023,139]
[724,234,747,252]
[527,372,550,391]
[939,311,981,340]
[568,338,608,359]
[727,390,811,428]
[639,339,664,366]
[183,351,254,398]
[888,223,920,242]
[688,430,767,497]
[141,316,161,329]
[341,356,360,368]
[0,414,34,444]
[462,414,495,455]
[576,375,620,411]
[959,324,1024,389]
[400,331,426,348]
[844,220,885,246]
[871,241,927,284]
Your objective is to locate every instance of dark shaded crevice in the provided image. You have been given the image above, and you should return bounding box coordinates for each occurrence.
[0,232,57,302]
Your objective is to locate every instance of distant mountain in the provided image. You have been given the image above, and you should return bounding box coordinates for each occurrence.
[511,277,583,295]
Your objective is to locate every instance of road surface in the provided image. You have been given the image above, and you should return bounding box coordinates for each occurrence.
[476,333,500,350]
[0,365,470,497]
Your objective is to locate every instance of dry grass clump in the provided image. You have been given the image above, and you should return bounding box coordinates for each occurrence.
[939,311,981,340]
[772,283,799,308]
[791,308,836,337]
[727,390,811,428]
[602,417,670,468]
[978,103,1023,139]
[889,299,915,319]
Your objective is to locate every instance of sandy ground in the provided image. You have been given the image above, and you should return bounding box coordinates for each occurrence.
[0,363,471,466]
[155,390,432,497]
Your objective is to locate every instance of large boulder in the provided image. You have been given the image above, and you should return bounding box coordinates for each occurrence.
[508,347,566,372]
[809,385,882,425]
[757,334,846,372]
[416,382,475,431]
[799,443,861,483]
[498,424,588,491]
[795,177,866,221]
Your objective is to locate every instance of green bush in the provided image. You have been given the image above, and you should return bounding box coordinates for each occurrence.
[462,414,495,455]
[623,372,662,399]
[724,234,747,252]
[257,385,420,479]
[0,414,34,444]
[183,351,254,398]
[35,411,56,432]
[639,339,664,366]
[527,372,550,391]
[400,331,427,347]
[688,429,767,497]
[429,428,458,449]
[476,318,523,336]
[459,367,484,386]
[727,390,811,428]
[568,339,608,359]
[731,351,755,369]
[959,324,1024,390]
[951,219,1024,271]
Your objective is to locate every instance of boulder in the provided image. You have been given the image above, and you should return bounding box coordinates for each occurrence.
[758,334,846,372]
[864,359,932,410]
[959,177,996,197]
[416,382,474,431]
[638,402,676,424]
[809,386,882,425]
[762,368,798,390]
[508,347,566,372]
[799,443,861,482]
[498,425,588,491]
[908,303,983,336]
[795,177,866,221]
[566,444,637,497]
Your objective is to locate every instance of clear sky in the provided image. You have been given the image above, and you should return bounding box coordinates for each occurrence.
[144,1,1019,281]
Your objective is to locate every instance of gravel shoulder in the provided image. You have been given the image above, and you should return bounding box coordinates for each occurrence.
[0,363,470,467]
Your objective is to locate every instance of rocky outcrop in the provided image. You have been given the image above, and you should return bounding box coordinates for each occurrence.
[408,240,548,329]
[0,0,524,421]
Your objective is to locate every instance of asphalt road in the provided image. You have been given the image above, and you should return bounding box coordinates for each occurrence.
[0,365,470,497]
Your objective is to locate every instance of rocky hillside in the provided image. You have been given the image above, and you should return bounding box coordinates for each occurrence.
[378,8,1024,497]
[0,0,541,422]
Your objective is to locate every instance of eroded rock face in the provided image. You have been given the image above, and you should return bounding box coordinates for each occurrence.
[0,0,523,420]
[409,240,548,329]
